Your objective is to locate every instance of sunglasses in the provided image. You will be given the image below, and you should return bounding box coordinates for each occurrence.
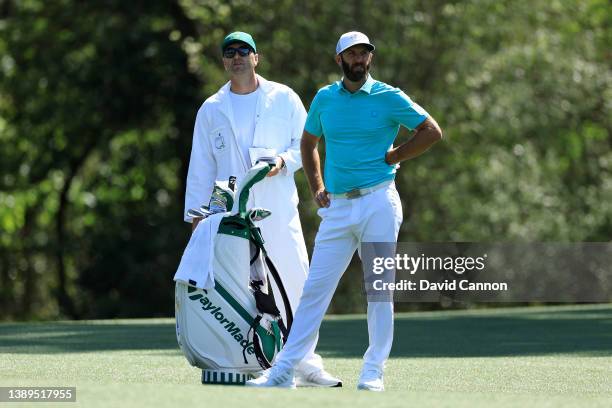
[223,46,252,59]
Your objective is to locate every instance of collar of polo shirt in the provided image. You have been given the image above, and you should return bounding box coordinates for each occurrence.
[338,74,375,95]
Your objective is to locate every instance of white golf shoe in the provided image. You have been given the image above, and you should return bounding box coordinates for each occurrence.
[295,369,342,387]
[357,369,384,392]
[245,366,296,389]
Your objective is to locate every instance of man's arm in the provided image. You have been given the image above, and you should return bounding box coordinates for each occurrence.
[385,116,443,165]
[186,107,217,232]
[300,130,330,208]
[269,90,307,177]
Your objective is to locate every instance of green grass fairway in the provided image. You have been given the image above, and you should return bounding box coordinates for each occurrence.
[1,304,611,407]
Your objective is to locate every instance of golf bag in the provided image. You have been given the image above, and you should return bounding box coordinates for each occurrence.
[174,162,293,385]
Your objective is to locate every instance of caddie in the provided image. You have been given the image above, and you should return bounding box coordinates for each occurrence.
[184,31,341,387]
[247,31,443,391]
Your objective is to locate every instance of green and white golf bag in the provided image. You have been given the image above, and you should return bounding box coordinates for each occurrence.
[174,162,293,385]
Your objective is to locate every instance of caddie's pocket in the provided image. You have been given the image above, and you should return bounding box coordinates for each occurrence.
[210,127,230,158]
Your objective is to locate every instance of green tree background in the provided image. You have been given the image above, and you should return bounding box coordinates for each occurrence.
[0,0,610,319]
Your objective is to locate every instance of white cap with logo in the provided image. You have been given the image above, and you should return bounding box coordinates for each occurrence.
[335,31,375,55]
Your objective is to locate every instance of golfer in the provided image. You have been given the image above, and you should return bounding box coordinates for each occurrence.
[185,31,340,387]
[247,31,442,391]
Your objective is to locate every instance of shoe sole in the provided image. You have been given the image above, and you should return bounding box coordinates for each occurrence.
[357,384,384,392]
[245,381,296,389]
[295,380,342,388]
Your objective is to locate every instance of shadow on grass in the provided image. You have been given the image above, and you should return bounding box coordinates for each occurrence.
[1,306,610,357]
[0,322,179,354]
[318,306,612,358]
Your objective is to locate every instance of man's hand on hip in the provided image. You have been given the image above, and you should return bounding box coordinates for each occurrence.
[385,117,443,165]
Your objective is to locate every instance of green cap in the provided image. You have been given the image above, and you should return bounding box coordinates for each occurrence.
[221,32,257,53]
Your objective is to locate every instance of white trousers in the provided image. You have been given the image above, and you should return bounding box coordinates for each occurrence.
[275,183,403,374]
[257,207,323,375]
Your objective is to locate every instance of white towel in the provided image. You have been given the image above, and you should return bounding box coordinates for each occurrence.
[173,212,228,289]
[248,147,277,166]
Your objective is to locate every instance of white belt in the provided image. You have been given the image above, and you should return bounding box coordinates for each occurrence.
[329,180,393,200]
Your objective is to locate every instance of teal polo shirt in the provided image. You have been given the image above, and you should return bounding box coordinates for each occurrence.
[304,75,429,194]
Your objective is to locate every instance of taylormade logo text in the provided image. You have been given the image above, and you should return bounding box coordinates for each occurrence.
[189,293,255,355]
